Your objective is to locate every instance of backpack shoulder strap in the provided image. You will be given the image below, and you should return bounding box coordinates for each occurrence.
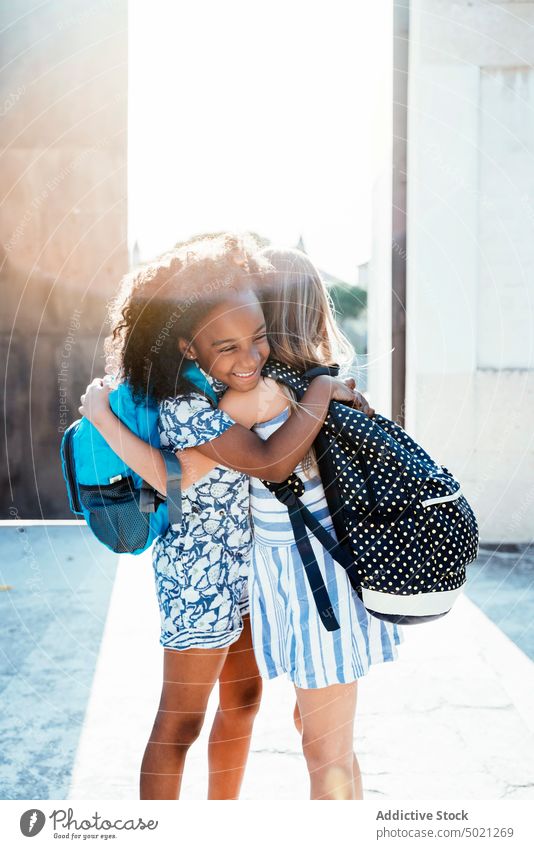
[261,358,341,398]
[139,450,182,527]
[162,451,182,526]
[182,361,219,405]
[269,483,340,631]
[260,359,308,400]
[265,481,363,631]
[303,364,340,379]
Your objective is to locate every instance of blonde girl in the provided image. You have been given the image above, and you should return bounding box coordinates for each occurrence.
[218,248,403,799]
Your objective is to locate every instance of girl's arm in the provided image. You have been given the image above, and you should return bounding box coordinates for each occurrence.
[78,379,217,495]
[188,375,355,482]
[78,377,287,495]
[80,375,371,492]
[80,373,357,489]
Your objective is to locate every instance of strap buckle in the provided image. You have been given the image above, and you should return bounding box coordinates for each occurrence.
[139,485,157,513]
[276,487,298,507]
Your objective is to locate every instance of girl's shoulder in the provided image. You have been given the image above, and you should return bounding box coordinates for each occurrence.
[159,390,214,418]
[255,377,291,424]
[158,392,236,451]
[219,376,289,428]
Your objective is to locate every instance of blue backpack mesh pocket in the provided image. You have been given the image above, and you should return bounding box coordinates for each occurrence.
[78,476,150,553]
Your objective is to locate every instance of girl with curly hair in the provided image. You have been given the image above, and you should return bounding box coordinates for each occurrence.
[80,233,363,800]
[145,245,402,800]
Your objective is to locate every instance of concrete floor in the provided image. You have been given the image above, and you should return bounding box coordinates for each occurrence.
[0,525,117,799]
[2,527,533,801]
[67,547,534,801]
[464,543,534,661]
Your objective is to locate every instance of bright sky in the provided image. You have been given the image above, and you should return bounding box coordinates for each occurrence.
[128,0,391,283]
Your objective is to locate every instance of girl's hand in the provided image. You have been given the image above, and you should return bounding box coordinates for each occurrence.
[312,375,375,418]
[349,388,374,418]
[79,378,113,427]
[342,377,375,418]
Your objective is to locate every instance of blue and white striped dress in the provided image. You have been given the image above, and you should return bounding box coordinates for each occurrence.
[249,406,403,689]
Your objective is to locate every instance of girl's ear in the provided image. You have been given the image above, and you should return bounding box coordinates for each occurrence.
[178,337,197,361]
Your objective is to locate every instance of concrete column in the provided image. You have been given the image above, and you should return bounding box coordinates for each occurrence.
[367,4,394,418]
[406,0,534,542]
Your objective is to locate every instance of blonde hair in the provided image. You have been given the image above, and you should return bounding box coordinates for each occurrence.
[259,246,355,475]
[259,247,354,369]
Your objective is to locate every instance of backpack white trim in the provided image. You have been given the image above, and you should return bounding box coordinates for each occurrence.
[420,487,462,508]
[362,585,463,616]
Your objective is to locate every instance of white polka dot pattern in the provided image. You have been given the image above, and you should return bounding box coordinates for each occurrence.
[261,360,479,622]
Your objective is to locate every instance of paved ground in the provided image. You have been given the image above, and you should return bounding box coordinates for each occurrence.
[67,547,534,801]
[2,526,533,800]
[464,543,534,661]
[0,525,118,799]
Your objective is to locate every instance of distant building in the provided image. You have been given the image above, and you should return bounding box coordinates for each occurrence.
[130,240,141,268]
[357,262,369,291]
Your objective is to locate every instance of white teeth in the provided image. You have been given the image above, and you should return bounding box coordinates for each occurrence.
[234,370,255,377]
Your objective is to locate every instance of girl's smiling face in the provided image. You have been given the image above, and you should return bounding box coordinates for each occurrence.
[179,289,270,391]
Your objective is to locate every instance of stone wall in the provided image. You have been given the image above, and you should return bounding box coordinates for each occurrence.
[0,0,128,518]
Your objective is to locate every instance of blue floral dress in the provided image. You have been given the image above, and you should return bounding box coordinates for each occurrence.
[152,388,252,650]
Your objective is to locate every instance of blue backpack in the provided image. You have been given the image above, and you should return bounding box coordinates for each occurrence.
[60,363,218,554]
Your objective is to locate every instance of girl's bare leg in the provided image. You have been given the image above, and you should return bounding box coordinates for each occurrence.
[207,616,263,799]
[293,699,363,798]
[140,646,229,799]
[294,682,362,800]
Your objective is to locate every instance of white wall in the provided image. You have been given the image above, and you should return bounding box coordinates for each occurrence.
[405,0,534,542]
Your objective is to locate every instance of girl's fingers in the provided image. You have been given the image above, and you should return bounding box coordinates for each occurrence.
[351,390,375,417]
[83,379,110,395]
[359,399,375,418]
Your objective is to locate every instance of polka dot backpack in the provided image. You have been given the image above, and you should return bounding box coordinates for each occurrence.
[260,360,479,630]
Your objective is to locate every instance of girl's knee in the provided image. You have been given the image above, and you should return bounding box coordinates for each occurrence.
[234,680,262,718]
[301,731,353,773]
[220,679,262,722]
[152,710,205,748]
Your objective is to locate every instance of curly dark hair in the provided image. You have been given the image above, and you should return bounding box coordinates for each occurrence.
[105,233,270,403]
